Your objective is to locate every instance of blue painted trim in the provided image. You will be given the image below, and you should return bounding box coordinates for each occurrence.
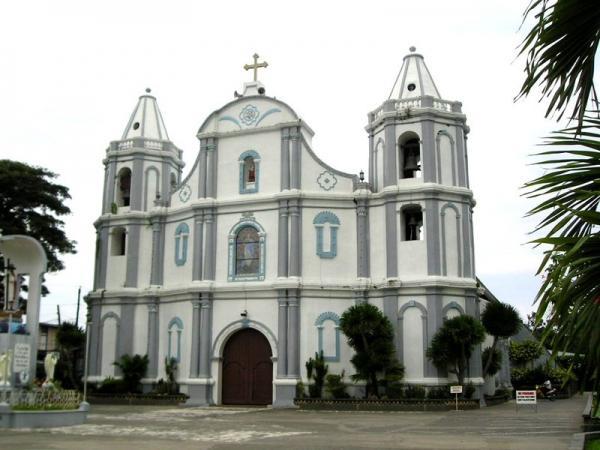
[218,116,242,129]
[227,218,266,282]
[315,312,341,362]
[174,223,189,266]
[167,317,183,362]
[314,211,340,259]
[255,107,282,127]
[239,150,261,194]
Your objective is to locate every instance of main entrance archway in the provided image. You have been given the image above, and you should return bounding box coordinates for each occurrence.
[221,328,273,405]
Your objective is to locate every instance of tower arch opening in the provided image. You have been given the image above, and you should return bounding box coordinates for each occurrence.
[398,132,421,179]
[116,167,132,207]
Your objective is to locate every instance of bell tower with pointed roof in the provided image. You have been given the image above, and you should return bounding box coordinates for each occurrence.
[94,89,185,294]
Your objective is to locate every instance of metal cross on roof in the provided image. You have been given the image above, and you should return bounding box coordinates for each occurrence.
[243,53,268,82]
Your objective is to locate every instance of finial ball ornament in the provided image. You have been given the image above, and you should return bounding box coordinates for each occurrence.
[409,46,416,52]
[145,88,151,93]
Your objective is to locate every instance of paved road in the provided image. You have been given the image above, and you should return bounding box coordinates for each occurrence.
[2,394,587,450]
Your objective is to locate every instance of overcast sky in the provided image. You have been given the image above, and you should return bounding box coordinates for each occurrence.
[1,0,562,326]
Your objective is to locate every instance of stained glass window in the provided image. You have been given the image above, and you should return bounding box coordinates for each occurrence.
[235,226,260,275]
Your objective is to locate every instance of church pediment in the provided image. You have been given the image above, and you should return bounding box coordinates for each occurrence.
[196,96,303,136]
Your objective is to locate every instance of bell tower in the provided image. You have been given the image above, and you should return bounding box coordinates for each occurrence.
[93,89,184,291]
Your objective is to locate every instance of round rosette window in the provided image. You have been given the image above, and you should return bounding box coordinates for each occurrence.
[239,105,260,126]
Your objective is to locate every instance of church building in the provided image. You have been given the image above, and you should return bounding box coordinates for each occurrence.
[87,49,492,407]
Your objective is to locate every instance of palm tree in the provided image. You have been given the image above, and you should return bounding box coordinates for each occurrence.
[481,302,521,377]
[517,0,600,404]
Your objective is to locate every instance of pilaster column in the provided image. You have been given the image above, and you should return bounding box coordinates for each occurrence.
[103,160,117,214]
[198,294,213,378]
[95,226,109,289]
[382,101,397,187]
[198,140,208,198]
[290,128,301,189]
[150,217,165,285]
[356,200,370,278]
[289,200,301,277]
[189,299,201,377]
[192,210,204,281]
[278,202,289,277]
[287,291,300,377]
[205,138,218,198]
[425,199,441,276]
[130,156,144,211]
[277,294,288,377]
[125,223,141,288]
[146,300,159,378]
[421,119,436,183]
[426,289,442,377]
[385,201,397,278]
[280,129,290,190]
[88,300,102,376]
[203,209,217,280]
[466,294,483,379]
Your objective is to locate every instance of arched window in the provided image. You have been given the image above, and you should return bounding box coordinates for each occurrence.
[170,173,177,192]
[227,220,266,281]
[401,206,423,241]
[167,317,183,362]
[174,223,189,266]
[111,227,127,256]
[116,167,132,207]
[398,133,421,179]
[313,211,340,258]
[239,150,260,194]
[315,312,341,362]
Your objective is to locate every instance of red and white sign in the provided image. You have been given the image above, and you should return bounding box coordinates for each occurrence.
[516,390,537,404]
[450,385,462,394]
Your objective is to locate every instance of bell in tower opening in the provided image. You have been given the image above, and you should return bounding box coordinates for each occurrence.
[402,138,421,179]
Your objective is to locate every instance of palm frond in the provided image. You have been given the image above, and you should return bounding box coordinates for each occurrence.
[517,0,600,131]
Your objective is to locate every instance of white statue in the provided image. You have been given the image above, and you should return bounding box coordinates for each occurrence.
[43,352,60,387]
[0,351,12,387]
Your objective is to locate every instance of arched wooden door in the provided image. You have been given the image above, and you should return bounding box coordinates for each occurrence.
[222,328,273,405]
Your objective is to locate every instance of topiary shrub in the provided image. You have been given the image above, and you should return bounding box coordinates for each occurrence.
[463,382,476,399]
[113,354,149,393]
[305,351,329,399]
[509,340,543,367]
[96,377,127,394]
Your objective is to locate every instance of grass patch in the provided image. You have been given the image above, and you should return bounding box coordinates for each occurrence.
[11,404,79,411]
[586,439,600,450]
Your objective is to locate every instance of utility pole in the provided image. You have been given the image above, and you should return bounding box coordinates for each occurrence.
[56,304,61,326]
[75,286,81,328]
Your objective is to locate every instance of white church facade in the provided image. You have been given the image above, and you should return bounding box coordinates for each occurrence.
[87,49,496,407]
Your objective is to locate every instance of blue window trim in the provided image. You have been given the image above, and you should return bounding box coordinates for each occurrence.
[313,211,340,259]
[239,150,261,194]
[174,223,189,266]
[315,311,341,362]
[167,317,183,362]
[227,218,266,282]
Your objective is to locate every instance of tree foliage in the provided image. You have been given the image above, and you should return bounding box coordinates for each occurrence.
[517,0,600,130]
[426,315,485,386]
[518,0,600,411]
[0,160,76,303]
[54,322,85,390]
[480,301,521,377]
[481,347,502,377]
[339,303,404,398]
[509,340,543,367]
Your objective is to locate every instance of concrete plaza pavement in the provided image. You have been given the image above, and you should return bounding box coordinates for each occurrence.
[1,394,587,450]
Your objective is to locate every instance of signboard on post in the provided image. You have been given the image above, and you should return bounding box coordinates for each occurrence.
[516,390,537,412]
[450,385,462,411]
[13,343,30,372]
